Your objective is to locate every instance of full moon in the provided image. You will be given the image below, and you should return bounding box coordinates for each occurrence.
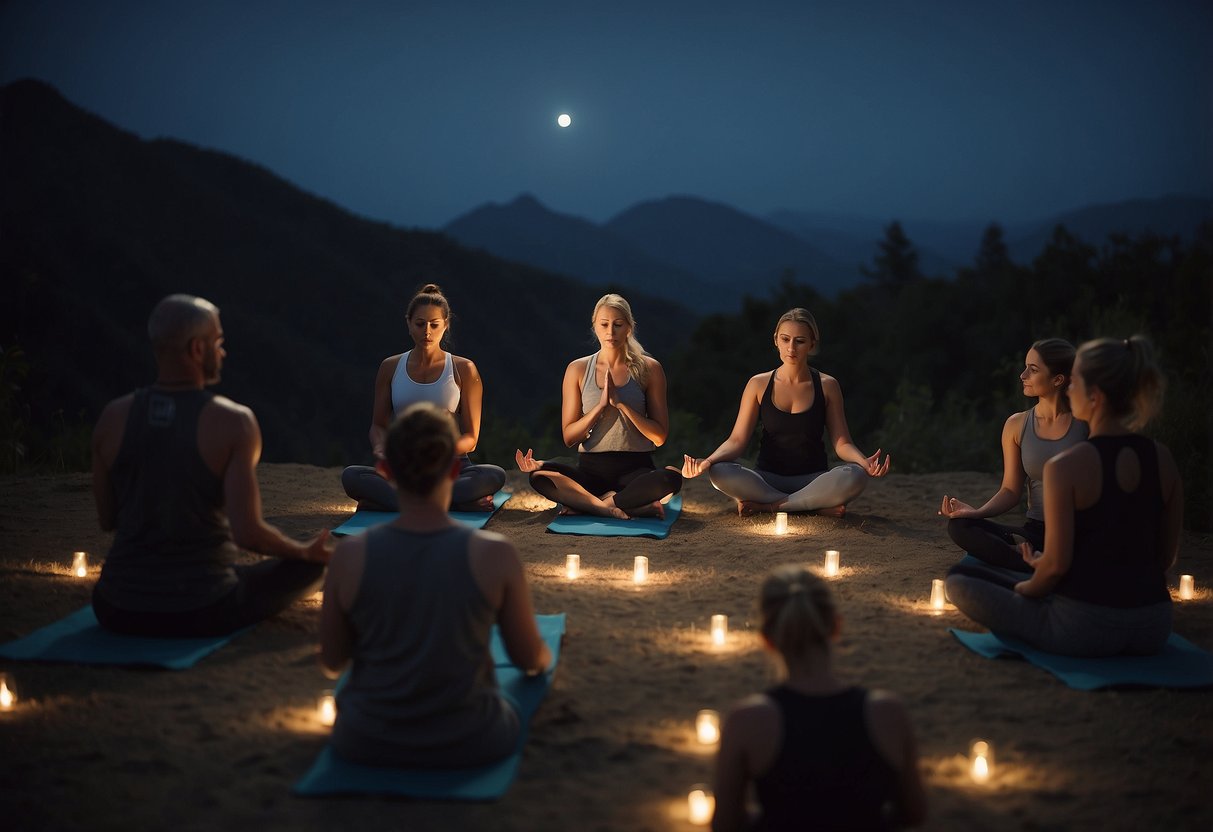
[557,113,572,128]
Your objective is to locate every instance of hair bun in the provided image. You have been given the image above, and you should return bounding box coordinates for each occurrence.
[419,283,444,296]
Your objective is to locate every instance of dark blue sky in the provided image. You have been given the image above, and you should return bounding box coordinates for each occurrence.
[2,0,1210,229]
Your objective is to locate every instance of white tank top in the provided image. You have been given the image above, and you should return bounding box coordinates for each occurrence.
[390,351,460,414]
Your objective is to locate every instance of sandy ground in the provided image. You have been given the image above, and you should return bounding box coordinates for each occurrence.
[1,466,1210,831]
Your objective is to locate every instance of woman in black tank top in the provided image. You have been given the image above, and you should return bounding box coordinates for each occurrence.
[946,336,1182,657]
[680,307,890,517]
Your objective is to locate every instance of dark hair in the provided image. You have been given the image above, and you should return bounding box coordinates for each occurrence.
[1076,335,1164,430]
[759,564,837,660]
[774,308,820,356]
[407,283,451,321]
[383,402,458,495]
[147,294,219,355]
[1030,338,1077,413]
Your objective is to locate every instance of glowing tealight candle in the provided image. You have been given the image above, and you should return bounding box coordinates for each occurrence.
[774,511,788,535]
[0,674,16,711]
[687,785,715,825]
[824,549,840,577]
[1179,574,1195,600]
[695,709,720,745]
[566,554,581,580]
[970,739,993,784]
[710,614,728,647]
[930,579,947,612]
[633,555,649,584]
[318,691,336,727]
[72,551,88,578]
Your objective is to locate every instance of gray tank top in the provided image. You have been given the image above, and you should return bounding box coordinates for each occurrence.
[579,353,656,453]
[96,388,239,611]
[1020,407,1089,521]
[332,524,512,766]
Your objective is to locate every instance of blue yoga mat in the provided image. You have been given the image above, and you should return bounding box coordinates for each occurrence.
[950,629,1213,690]
[0,607,244,670]
[332,490,510,536]
[545,494,682,539]
[293,613,567,801]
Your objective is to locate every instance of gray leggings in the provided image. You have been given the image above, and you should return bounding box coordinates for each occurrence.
[342,458,506,512]
[945,563,1172,657]
[707,462,868,511]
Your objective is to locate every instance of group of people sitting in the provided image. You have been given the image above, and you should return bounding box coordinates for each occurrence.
[87,289,1183,829]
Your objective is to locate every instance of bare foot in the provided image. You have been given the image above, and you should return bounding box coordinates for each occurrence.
[737,500,786,516]
[598,493,630,520]
[814,505,847,518]
[557,505,581,516]
[625,500,666,519]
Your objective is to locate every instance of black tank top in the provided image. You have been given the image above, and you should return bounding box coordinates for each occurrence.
[755,686,897,832]
[756,368,827,476]
[1056,434,1170,608]
[96,388,239,611]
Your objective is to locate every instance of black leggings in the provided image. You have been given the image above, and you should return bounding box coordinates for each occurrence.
[530,451,682,510]
[93,558,325,637]
[947,517,1045,572]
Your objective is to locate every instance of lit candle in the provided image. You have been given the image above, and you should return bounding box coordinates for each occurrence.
[1178,574,1195,600]
[970,739,993,784]
[930,579,947,612]
[774,511,788,535]
[687,785,715,825]
[0,674,16,711]
[633,555,649,584]
[710,614,728,647]
[824,549,840,577]
[318,691,336,727]
[695,709,720,745]
[72,551,88,578]
[566,554,581,580]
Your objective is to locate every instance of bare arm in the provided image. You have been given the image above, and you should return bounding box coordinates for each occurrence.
[91,395,131,532]
[712,696,776,832]
[940,412,1027,518]
[452,356,483,456]
[683,373,764,478]
[1015,449,1082,597]
[471,532,550,673]
[867,691,928,827]
[613,357,671,447]
[222,405,333,562]
[367,355,399,459]
[318,536,363,677]
[560,358,610,447]
[821,373,889,476]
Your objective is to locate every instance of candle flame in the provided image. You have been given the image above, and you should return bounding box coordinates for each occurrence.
[318,694,336,727]
[687,786,714,825]
[0,681,14,710]
[695,710,720,745]
[824,550,840,577]
[633,556,648,584]
[566,554,580,580]
[710,614,728,646]
[1178,575,1194,600]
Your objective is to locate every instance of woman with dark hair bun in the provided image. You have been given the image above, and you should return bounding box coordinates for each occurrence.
[946,335,1182,657]
[712,565,927,831]
[341,283,506,511]
[681,307,888,517]
[321,402,550,766]
[940,339,1088,569]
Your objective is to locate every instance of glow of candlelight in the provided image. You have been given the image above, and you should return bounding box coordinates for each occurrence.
[710,614,728,647]
[824,549,840,577]
[72,551,88,578]
[687,785,714,825]
[1178,574,1195,600]
[774,512,788,535]
[930,578,947,611]
[566,554,580,580]
[0,676,15,710]
[695,710,720,745]
[633,555,649,584]
[970,739,993,784]
[318,692,336,727]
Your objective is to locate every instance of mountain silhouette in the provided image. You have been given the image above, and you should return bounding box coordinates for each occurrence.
[0,79,696,466]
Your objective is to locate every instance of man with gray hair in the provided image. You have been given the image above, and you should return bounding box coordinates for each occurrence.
[90,294,331,636]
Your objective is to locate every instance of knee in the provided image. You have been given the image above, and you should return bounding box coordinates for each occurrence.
[486,465,507,490]
[707,462,740,490]
[837,464,868,501]
[341,465,370,495]
[663,469,684,495]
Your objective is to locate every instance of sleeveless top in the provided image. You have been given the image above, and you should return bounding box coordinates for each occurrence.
[756,368,827,476]
[391,350,460,414]
[579,353,656,453]
[755,686,897,832]
[1019,407,1088,521]
[95,388,239,611]
[332,524,508,764]
[1056,434,1170,608]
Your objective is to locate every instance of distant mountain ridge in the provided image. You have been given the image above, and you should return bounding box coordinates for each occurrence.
[0,79,696,466]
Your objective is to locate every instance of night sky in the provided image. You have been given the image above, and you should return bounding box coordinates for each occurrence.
[2,0,1210,229]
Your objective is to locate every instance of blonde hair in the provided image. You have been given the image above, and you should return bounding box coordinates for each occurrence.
[383,402,458,495]
[592,293,648,383]
[774,308,820,356]
[760,564,837,661]
[1076,335,1165,430]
